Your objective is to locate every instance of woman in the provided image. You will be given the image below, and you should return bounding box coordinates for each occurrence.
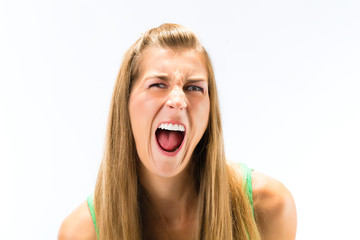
[59,23,297,240]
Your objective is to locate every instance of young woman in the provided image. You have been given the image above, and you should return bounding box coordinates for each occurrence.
[59,23,297,240]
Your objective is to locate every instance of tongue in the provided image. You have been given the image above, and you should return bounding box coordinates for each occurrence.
[157,130,183,152]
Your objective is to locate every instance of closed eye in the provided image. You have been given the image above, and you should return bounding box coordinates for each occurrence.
[184,85,204,92]
[149,83,167,89]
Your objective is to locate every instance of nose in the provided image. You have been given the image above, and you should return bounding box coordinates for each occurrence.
[166,86,187,110]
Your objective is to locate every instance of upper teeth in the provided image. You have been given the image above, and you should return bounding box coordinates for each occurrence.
[158,123,185,132]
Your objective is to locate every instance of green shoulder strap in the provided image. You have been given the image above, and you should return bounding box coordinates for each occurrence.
[87,194,99,239]
[238,163,255,216]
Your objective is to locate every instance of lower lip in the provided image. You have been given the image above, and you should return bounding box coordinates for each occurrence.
[156,134,185,157]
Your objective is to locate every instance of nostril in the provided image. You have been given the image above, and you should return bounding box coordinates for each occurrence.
[165,96,186,110]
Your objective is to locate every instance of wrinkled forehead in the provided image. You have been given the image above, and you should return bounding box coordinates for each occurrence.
[134,46,208,80]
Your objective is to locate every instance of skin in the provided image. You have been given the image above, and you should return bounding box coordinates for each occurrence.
[58,47,297,240]
[252,172,297,240]
[129,47,210,179]
[129,47,209,239]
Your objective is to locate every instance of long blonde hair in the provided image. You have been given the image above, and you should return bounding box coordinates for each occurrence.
[94,23,260,239]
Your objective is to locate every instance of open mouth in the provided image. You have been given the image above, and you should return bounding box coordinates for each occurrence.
[155,123,185,152]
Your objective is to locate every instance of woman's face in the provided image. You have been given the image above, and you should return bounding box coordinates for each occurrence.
[129,47,210,178]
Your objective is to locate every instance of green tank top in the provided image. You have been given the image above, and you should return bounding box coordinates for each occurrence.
[87,194,99,239]
[87,163,254,239]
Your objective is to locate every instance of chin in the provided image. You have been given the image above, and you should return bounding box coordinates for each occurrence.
[149,150,189,178]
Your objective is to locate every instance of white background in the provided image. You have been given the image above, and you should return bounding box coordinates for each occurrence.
[1,0,359,239]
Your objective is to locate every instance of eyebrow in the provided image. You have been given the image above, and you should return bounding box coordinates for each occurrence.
[186,79,208,84]
[143,74,170,81]
[143,74,208,83]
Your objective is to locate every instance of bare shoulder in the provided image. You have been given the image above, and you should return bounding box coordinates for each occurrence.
[252,171,297,240]
[58,201,97,240]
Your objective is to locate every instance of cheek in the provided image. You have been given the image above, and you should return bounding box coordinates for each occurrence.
[130,93,148,120]
[192,98,210,132]
[129,93,160,140]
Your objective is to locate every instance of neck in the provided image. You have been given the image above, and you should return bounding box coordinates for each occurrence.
[139,165,198,226]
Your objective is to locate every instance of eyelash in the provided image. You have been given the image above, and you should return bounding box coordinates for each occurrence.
[184,85,204,92]
[149,83,204,93]
[149,83,167,89]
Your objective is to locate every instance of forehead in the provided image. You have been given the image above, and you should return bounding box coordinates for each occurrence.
[137,47,208,79]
